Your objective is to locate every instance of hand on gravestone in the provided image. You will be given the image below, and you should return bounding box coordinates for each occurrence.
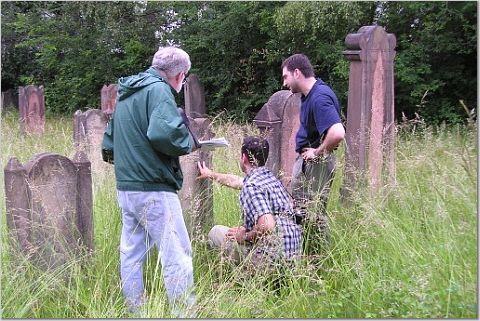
[197,161,214,180]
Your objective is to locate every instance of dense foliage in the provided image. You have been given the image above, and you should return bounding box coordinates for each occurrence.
[1,1,477,123]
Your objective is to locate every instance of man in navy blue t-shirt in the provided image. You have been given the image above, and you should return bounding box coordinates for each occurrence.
[281,53,345,246]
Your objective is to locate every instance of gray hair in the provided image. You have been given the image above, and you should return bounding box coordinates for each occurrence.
[151,46,191,78]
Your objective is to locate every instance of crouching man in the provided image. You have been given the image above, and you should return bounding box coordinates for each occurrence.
[198,136,302,267]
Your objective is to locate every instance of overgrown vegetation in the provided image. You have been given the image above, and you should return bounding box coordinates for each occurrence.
[1,1,477,123]
[0,111,476,318]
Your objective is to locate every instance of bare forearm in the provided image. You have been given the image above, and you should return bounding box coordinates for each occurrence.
[315,123,345,156]
[316,137,340,155]
[211,172,243,189]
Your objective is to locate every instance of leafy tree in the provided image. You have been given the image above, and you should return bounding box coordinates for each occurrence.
[1,2,171,115]
[272,1,377,117]
[377,1,477,124]
[1,1,477,124]
[168,2,376,120]
[166,1,286,120]
[1,2,40,91]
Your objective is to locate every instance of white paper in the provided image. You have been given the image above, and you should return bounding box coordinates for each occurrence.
[199,137,230,151]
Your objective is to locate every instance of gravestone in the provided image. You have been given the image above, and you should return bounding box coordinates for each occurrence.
[4,152,93,269]
[179,75,213,239]
[184,74,206,118]
[1,89,18,113]
[253,90,301,191]
[18,85,45,135]
[342,25,396,195]
[73,109,109,176]
[179,117,214,239]
[101,84,118,119]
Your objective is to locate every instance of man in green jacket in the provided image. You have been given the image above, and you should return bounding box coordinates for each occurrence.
[102,46,197,316]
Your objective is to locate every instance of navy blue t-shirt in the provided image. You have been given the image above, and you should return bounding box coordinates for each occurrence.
[295,79,341,153]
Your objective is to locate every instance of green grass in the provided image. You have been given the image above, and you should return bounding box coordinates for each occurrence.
[1,110,477,318]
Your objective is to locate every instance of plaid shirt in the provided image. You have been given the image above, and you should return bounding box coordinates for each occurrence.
[239,166,302,260]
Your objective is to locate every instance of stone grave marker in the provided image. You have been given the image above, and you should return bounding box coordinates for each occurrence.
[253,90,301,191]
[73,109,109,176]
[4,152,93,269]
[18,85,45,135]
[101,84,118,119]
[179,74,214,238]
[179,117,214,239]
[184,74,206,119]
[342,25,396,195]
[1,89,18,113]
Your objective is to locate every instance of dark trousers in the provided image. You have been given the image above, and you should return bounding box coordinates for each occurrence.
[290,154,336,250]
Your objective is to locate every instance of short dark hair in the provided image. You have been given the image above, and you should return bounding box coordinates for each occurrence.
[281,53,315,78]
[241,136,269,167]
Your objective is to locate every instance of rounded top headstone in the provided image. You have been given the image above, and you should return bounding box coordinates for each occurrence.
[253,90,294,125]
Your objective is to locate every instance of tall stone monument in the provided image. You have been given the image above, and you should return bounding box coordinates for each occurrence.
[178,118,214,239]
[4,152,93,269]
[18,85,45,135]
[184,74,206,118]
[253,90,301,190]
[342,25,396,194]
[73,109,109,176]
[100,84,118,119]
[179,74,214,238]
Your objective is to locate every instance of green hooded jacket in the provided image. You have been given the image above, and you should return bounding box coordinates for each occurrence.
[102,67,193,192]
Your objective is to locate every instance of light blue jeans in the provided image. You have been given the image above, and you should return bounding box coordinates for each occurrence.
[117,190,195,313]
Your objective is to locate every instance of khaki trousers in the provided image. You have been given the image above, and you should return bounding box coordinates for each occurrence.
[208,225,250,264]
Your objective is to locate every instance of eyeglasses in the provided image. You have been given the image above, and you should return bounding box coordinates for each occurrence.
[181,72,188,85]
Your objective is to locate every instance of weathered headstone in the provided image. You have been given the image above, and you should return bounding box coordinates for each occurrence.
[184,74,206,119]
[1,88,18,113]
[18,85,45,135]
[73,109,109,176]
[4,152,93,269]
[179,117,214,239]
[253,90,301,190]
[100,84,118,119]
[180,75,213,238]
[342,25,396,195]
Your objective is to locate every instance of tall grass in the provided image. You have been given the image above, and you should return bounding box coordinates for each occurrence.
[1,110,477,318]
